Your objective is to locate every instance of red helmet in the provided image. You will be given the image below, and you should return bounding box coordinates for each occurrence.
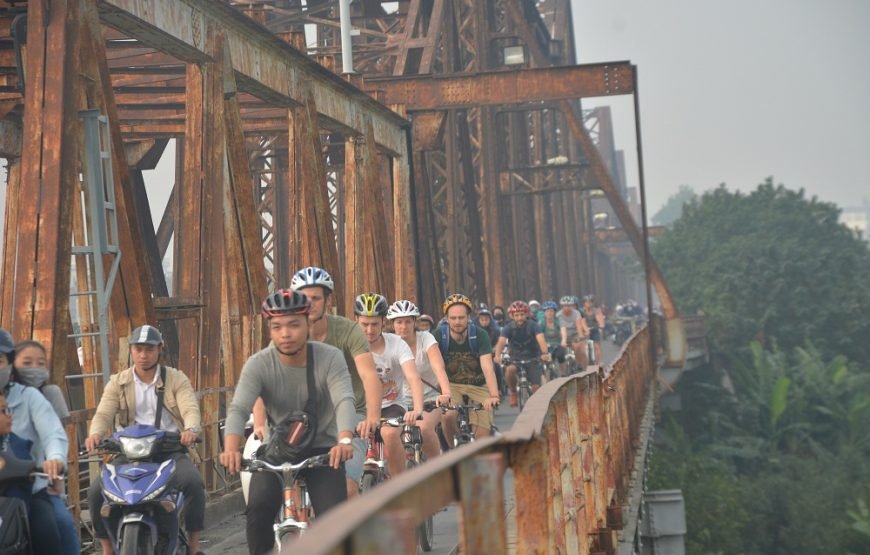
[508,300,531,316]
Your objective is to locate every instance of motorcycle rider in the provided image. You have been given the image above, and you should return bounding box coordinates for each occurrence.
[85,325,205,555]
[0,329,68,555]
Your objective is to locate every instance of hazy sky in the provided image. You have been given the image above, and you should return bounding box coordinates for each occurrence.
[571,0,870,212]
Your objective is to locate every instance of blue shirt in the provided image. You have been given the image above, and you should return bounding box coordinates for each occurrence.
[6,383,68,492]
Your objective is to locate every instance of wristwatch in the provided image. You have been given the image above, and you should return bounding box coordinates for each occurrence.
[338,437,352,446]
[186,427,200,435]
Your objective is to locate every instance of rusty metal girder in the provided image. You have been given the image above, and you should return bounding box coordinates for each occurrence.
[498,163,592,196]
[97,0,409,154]
[366,62,635,110]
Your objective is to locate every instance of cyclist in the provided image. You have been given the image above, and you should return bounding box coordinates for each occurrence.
[475,305,504,398]
[252,266,381,498]
[432,294,500,443]
[416,314,435,333]
[580,294,607,365]
[528,300,544,326]
[540,301,567,376]
[386,300,451,462]
[86,325,204,555]
[12,340,78,555]
[493,301,551,406]
[353,293,424,479]
[491,305,506,328]
[558,295,586,367]
[0,329,68,555]
[220,290,355,555]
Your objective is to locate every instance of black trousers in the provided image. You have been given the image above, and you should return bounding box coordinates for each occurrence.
[88,454,205,538]
[245,449,347,555]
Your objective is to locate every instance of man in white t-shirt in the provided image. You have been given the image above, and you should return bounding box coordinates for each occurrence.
[354,293,424,478]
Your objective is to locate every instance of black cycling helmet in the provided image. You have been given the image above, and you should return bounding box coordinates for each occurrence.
[477,304,492,316]
[129,325,163,346]
[262,289,312,319]
[0,329,14,358]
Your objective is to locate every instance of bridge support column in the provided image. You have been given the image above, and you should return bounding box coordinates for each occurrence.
[457,452,507,554]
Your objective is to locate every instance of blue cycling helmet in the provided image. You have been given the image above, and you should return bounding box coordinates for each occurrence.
[542,301,558,311]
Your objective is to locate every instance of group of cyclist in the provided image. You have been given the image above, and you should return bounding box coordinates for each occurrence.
[0,257,613,555]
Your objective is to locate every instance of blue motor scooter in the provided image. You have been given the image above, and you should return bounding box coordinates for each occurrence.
[98,424,188,554]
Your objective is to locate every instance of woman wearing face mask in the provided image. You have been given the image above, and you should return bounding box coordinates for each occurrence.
[12,339,79,555]
[0,330,69,555]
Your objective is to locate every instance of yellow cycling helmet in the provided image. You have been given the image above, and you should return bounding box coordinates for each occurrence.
[354,292,389,317]
[442,293,474,315]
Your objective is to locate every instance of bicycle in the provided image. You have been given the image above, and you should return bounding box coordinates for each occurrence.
[503,353,536,411]
[359,413,434,551]
[564,349,579,375]
[446,395,485,447]
[241,452,331,550]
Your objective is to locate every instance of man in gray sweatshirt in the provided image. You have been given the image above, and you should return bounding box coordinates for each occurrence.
[220,290,356,555]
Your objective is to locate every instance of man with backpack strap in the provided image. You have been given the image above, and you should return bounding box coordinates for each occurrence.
[432,294,500,443]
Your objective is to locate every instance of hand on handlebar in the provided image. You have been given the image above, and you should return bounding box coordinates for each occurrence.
[42,459,64,481]
[253,425,267,441]
[180,430,198,447]
[403,410,423,425]
[541,352,552,362]
[435,394,451,407]
[84,433,102,453]
[329,443,354,469]
[356,417,380,440]
[483,396,500,410]
[219,450,243,475]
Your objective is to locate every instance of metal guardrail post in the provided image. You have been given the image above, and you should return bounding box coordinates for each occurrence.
[457,453,507,553]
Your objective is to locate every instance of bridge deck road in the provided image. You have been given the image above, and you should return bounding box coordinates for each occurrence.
[202,341,622,554]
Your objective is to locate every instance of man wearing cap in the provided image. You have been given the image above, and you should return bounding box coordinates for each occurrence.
[85,325,205,555]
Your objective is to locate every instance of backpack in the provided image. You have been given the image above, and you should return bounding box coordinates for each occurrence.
[438,321,480,357]
[0,496,29,555]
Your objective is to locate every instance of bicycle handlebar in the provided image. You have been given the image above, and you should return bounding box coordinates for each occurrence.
[241,453,331,473]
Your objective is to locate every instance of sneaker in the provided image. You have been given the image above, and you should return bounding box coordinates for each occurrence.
[509,391,517,407]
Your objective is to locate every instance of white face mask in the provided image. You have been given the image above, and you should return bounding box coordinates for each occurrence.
[16,367,50,388]
[0,365,12,390]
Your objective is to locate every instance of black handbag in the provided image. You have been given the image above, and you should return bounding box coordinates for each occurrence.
[259,344,318,464]
[0,496,29,554]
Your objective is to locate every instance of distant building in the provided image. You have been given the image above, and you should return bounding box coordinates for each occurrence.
[841,199,870,240]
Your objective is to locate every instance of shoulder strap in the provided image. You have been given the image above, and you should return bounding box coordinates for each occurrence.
[303,343,317,414]
[468,322,479,355]
[153,365,167,429]
[438,321,450,356]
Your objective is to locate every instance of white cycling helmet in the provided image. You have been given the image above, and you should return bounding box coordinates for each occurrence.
[290,266,335,292]
[386,299,420,320]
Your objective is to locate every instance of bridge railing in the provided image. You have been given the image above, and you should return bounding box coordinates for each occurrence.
[285,324,657,555]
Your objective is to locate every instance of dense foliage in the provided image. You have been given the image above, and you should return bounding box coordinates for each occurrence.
[652,184,698,227]
[648,180,870,554]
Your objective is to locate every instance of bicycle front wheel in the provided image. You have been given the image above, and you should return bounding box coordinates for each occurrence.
[518,386,530,411]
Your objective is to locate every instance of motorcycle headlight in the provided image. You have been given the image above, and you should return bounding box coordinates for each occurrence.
[119,435,159,459]
[143,484,168,501]
[103,489,125,504]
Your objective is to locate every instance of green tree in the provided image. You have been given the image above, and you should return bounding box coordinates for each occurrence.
[652,179,870,363]
[652,185,698,226]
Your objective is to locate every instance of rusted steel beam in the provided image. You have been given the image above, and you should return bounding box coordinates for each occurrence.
[0,116,21,157]
[155,180,177,260]
[457,453,507,553]
[83,0,157,352]
[389,106,415,301]
[98,0,409,154]
[130,170,179,366]
[360,116,394,299]
[199,28,230,491]
[4,0,81,373]
[0,158,20,328]
[175,61,205,382]
[594,226,666,243]
[343,132,365,316]
[367,62,635,110]
[295,86,345,307]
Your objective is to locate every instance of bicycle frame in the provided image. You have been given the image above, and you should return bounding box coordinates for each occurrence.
[242,454,330,549]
